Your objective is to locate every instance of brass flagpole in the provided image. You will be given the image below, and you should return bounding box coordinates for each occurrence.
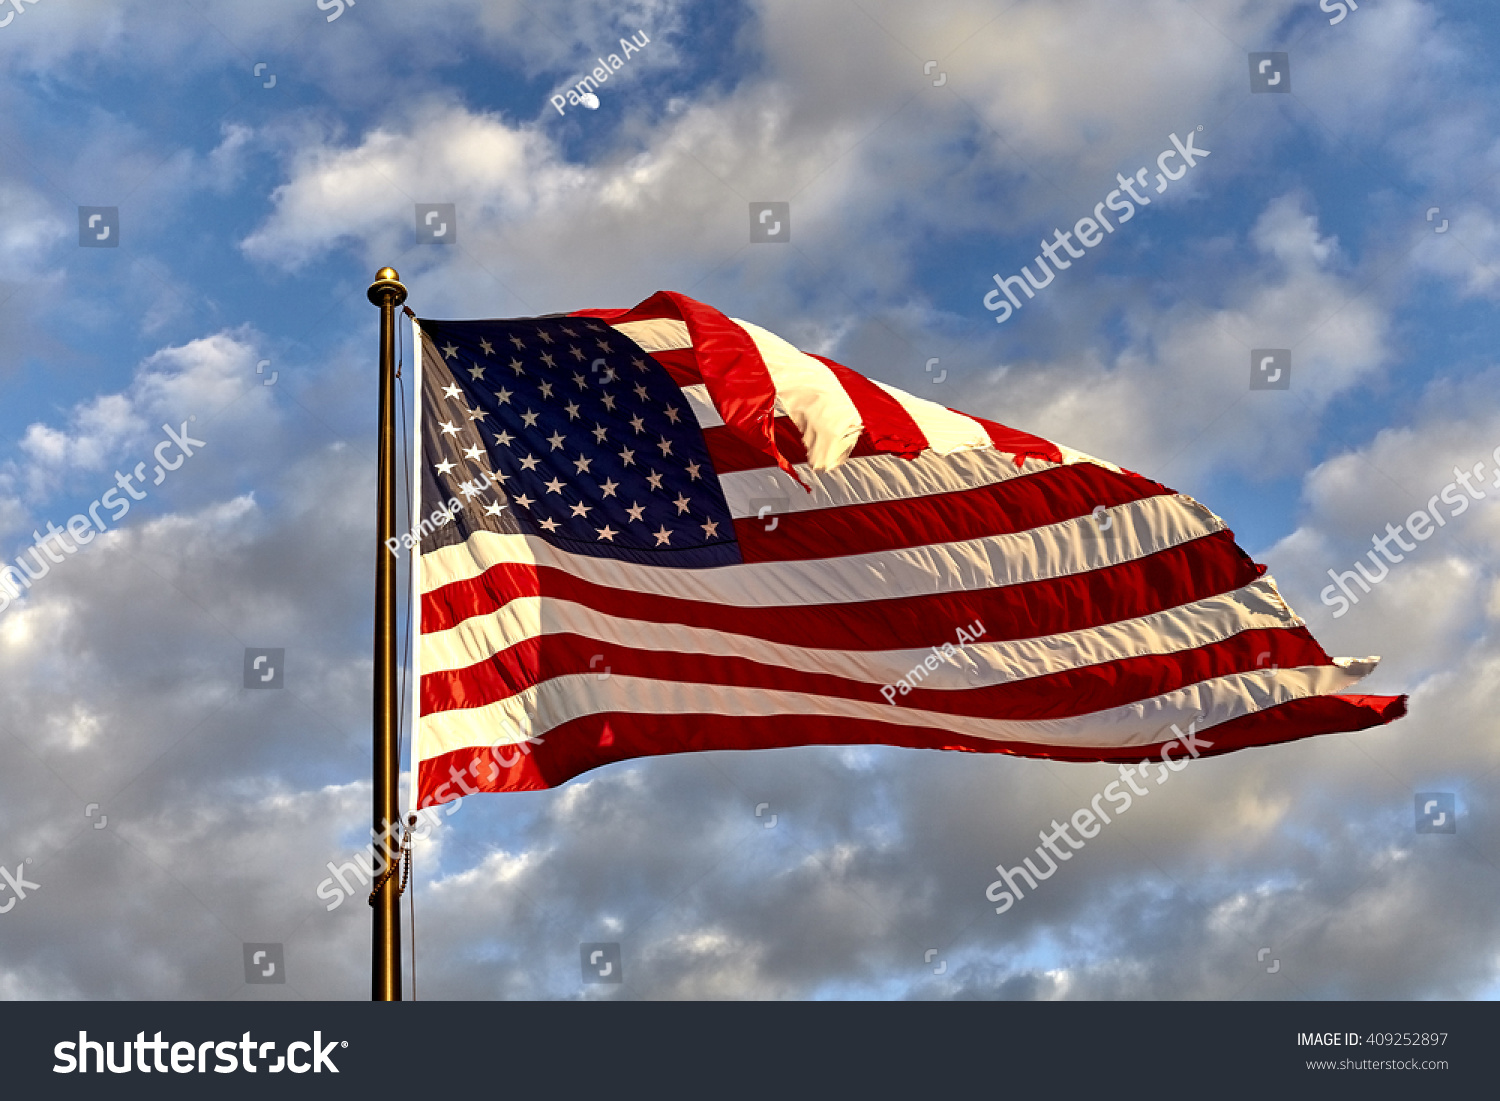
[367,266,407,1001]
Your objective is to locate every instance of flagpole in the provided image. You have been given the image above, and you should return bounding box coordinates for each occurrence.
[367,266,407,1002]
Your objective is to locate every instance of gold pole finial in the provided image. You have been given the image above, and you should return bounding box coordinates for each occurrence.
[368,268,408,308]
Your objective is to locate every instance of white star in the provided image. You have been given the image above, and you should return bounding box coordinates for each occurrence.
[509,358,525,376]
[539,352,555,368]
[479,338,494,356]
[544,477,565,494]
[625,501,646,523]
[539,381,555,399]
[663,405,681,423]
[632,356,648,372]
[513,493,535,509]
[634,383,649,401]
[509,334,525,349]
[464,445,484,462]
[539,517,560,533]
[599,478,619,497]
[592,424,609,444]
[547,431,566,451]
[618,447,636,466]
[702,518,719,538]
[434,459,456,475]
[493,429,514,448]
[595,524,618,542]
[657,437,674,457]
[569,345,585,361]
[573,372,588,389]
[653,525,673,546]
[596,337,611,351]
[573,454,593,475]
[521,410,540,428]
[537,330,554,344]
[599,367,617,383]
[459,479,485,500]
[467,406,487,421]
[685,461,701,481]
[564,401,581,421]
[673,494,691,515]
[484,501,507,517]
[467,364,486,380]
[629,414,646,434]
[601,393,617,411]
[570,501,592,519]
[494,387,513,404]
[442,383,463,401]
[439,420,460,436]
[441,343,459,360]
[519,454,540,472]
[646,471,664,491]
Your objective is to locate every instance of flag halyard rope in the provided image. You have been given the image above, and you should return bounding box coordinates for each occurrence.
[369,819,413,906]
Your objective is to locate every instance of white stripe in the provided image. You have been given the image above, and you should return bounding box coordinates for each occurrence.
[418,493,1226,605]
[612,317,691,352]
[871,380,992,454]
[419,577,1302,681]
[1059,444,1121,473]
[720,446,1057,520]
[681,383,722,428]
[415,662,1376,761]
[409,317,427,801]
[729,318,864,471]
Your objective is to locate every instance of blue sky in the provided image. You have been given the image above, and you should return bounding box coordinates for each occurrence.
[0,0,1498,1000]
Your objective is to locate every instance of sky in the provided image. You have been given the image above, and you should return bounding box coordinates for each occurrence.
[0,0,1497,1000]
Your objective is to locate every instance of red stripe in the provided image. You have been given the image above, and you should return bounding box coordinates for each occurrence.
[421,531,1263,650]
[733,462,1171,564]
[570,307,639,323]
[963,412,1064,467]
[640,347,702,387]
[421,626,1332,720]
[416,692,1407,800]
[705,416,811,472]
[805,353,927,460]
[703,416,892,473]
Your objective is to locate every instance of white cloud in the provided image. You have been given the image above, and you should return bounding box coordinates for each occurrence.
[5,329,263,503]
[980,193,1388,482]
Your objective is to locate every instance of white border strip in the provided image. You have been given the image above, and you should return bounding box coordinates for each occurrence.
[407,316,425,812]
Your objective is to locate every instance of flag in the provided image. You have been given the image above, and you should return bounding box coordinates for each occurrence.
[408,291,1404,806]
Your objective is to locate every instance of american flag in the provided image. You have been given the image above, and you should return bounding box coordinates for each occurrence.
[409,291,1404,806]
